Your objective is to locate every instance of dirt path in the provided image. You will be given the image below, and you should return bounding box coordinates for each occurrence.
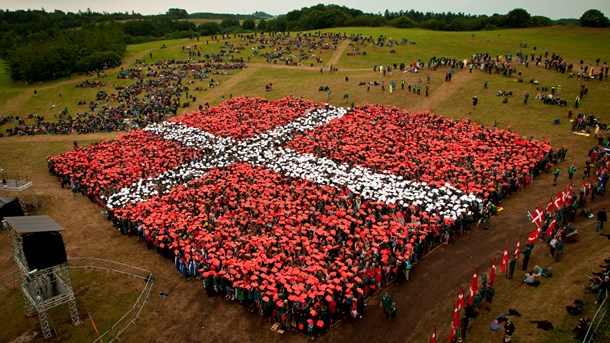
[326,40,351,68]
[195,67,258,103]
[410,70,476,112]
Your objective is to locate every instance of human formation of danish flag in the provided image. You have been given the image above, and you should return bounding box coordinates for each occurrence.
[48,96,551,325]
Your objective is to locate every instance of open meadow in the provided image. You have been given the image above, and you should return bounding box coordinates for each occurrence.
[1,25,610,342]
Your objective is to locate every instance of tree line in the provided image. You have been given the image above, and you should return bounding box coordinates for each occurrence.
[0,6,607,82]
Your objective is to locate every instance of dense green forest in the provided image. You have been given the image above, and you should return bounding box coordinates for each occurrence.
[0,5,607,82]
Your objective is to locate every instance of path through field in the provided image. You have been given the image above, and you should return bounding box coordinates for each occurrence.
[411,70,476,112]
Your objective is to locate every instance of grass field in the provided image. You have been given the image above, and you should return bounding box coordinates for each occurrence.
[1,25,610,343]
[0,267,142,342]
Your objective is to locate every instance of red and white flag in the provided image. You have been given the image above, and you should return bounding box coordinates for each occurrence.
[457,287,465,310]
[527,228,540,245]
[530,205,544,228]
[546,197,557,212]
[514,238,521,260]
[467,269,478,306]
[563,185,574,205]
[448,323,455,342]
[554,192,564,209]
[490,258,497,286]
[546,216,557,238]
[430,325,437,343]
[501,243,508,273]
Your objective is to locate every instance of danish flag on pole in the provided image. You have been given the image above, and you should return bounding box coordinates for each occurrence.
[563,185,574,205]
[514,238,521,260]
[527,228,540,245]
[457,287,465,310]
[501,243,508,273]
[554,192,564,209]
[546,197,557,212]
[546,216,557,238]
[530,205,544,228]
[490,258,497,286]
[467,269,478,306]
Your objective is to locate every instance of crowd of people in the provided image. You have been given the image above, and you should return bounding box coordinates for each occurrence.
[285,103,552,198]
[247,32,350,66]
[46,96,555,336]
[0,55,247,137]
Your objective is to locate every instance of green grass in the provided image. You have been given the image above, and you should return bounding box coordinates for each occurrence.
[0,269,142,342]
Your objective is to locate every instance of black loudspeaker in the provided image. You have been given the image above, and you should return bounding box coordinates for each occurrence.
[22,232,68,271]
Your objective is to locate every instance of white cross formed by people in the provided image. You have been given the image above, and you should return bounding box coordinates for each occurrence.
[106,105,480,219]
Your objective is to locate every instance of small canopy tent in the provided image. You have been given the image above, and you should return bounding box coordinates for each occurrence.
[5,215,67,271]
[0,197,24,221]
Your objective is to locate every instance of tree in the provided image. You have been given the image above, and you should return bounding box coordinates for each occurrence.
[242,19,255,30]
[198,22,221,36]
[220,18,240,29]
[503,8,532,28]
[257,19,267,31]
[275,16,287,31]
[392,16,417,28]
[580,9,610,27]
[531,15,552,27]
[166,8,188,19]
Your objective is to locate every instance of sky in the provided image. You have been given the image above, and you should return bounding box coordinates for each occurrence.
[3,0,610,20]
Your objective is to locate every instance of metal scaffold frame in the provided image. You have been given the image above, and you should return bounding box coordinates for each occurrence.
[1,169,38,212]
[7,223,80,338]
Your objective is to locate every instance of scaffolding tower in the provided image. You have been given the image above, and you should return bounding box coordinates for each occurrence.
[0,169,38,213]
[5,216,81,338]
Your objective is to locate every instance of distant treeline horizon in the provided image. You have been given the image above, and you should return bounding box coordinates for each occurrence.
[0,5,608,82]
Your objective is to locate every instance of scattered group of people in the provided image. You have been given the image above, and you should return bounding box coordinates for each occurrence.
[248,32,351,66]
[1,55,246,137]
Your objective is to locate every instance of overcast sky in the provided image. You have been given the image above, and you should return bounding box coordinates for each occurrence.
[3,0,609,20]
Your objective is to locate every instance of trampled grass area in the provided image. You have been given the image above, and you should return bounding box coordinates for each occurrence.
[0,25,609,343]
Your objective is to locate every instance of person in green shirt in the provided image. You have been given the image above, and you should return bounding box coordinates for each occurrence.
[555,238,565,261]
[389,302,397,319]
[380,292,393,318]
[568,165,576,183]
[508,257,517,279]
[479,273,488,299]
[405,259,412,281]
[481,208,491,230]
[473,291,483,308]
[522,245,533,270]
[553,168,560,186]
[485,286,495,303]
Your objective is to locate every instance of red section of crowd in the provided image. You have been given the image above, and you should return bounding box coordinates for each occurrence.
[173,96,322,139]
[286,104,551,195]
[112,162,432,301]
[48,130,203,204]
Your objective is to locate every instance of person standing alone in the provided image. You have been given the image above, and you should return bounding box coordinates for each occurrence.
[597,208,607,232]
